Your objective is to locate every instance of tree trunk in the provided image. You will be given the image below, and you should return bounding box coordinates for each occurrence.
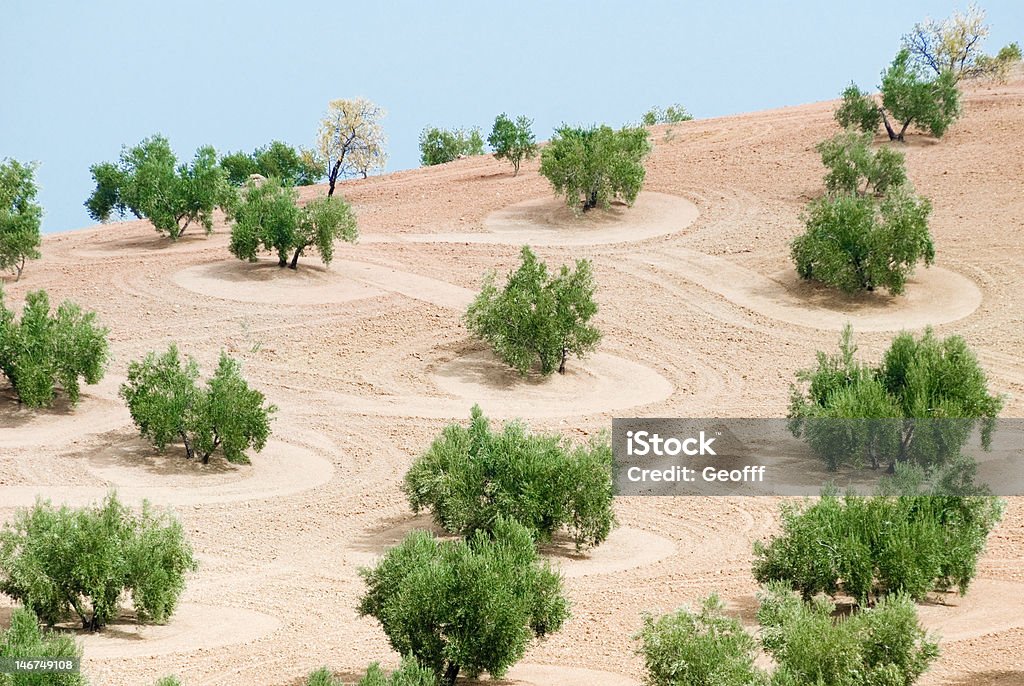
[181,431,195,460]
[558,346,568,374]
[328,160,343,197]
[880,109,899,141]
[289,246,304,270]
[582,189,598,211]
[441,663,460,686]
[897,119,912,142]
[14,256,25,281]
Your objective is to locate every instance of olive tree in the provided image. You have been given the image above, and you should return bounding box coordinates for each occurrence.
[753,484,1003,605]
[419,126,485,166]
[0,608,87,685]
[0,493,196,631]
[641,104,693,125]
[465,246,600,376]
[404,405,616,550]
[85,135,234,240]
[315,98,387,195]
[487,114,537,176]
[791,186,934,295]
[307,658,435,686]
[120,344,276,464]
[540,124,651,212]
[220,140,321,187]
[789,326,1003,471]
[635,595,766,686]
[0,159,42,280]
[817,131,907,197]
[757,584,939,685]
[358,518,569,686]
[0,288,109,408]
[836,51,960,142]
[229,177,357,269]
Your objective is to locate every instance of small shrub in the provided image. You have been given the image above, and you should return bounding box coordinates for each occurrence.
[228,177,357,269]
[221,141,321,187]
[85,135,235,240]
[404,405,615,550]
[752,486,1003,604]
[120,345,276,464]
[758,583,939,685]
[791,186,934,295]
[635,595,767,686]
[465,246,600,376]
[419,127,485,166]
[358,518,568,686]
[0,289,109,408]
[641,103,693,125]
[0,493,196,631]
[153,678,182,686]
[789,326,1003,471]
[817,131,907,197]
[539,124,651,212]
[487,114,537,175]
[0,608,87,686]
[0,159,42,281]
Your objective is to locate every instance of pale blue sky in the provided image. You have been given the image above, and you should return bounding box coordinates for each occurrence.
[2,1,1020,234]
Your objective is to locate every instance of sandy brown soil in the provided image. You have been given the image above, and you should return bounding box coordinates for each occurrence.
[1,76,1023,686]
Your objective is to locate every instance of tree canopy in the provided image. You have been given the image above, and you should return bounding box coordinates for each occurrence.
[316,98,387,195]
[539,124,651,212]
[0,159,42,280]
[85,135,234,240]
[487,114,537,175]
[465,246,601,376]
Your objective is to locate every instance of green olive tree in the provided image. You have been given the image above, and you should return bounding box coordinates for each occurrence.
[0,289,109,408]
[358,518,569,686]
[0,159,42,280]
[465,246,600,376]
[539,124,651,212]
[85,135,235,240]
[487,114,537,175]
[120,345,276,464]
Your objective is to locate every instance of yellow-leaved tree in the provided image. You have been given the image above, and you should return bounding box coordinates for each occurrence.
[313,98,387,196]
[902,4,990,82]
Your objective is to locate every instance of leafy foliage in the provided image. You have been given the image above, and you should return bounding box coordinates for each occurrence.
[0,493,196,631]
[85,135,234,240]
[0,159,42,280]
[752,486,1004,604]
[789,326,1003,471]
[229,176,357,269]
[152,678,181,686]
[220,141,321,187]
[315,98,388,195]
[465,246,601,376]
[404,405,615,551]
[635,595,767,686]
[358,518,568,686]
[487,114,538,176]
[0,289,109,408]
[901,4,990,81]
[835,84,883,134]
[817,131,907,197]
[539,124,651,212]
[641,104,693,125]
[879,50,961,141]
[418,126,485,166]
[975,41,1023,83]
[120,345,276,464]
[306,658,435,686]
[791,186,934,295]
[758,584,939,685]
[0,608,87,686]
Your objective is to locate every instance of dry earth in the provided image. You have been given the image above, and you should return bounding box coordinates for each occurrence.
[2,76,1023,686]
